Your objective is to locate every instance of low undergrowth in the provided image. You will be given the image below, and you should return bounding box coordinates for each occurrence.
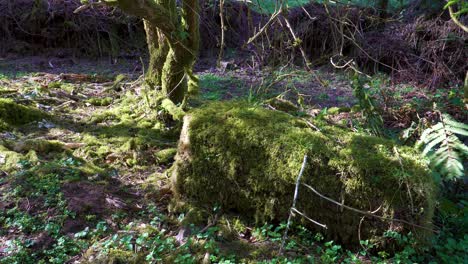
[0,63,466,263]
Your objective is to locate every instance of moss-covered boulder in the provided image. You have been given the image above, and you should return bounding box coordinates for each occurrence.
[0,98,45,131]
[0,145,26,171]
[81,248,145,264]
[171,101,436,246]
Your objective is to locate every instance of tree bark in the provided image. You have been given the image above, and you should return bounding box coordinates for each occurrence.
[144,21,168,88]
[108,0,200,104]
[161,48,187,103]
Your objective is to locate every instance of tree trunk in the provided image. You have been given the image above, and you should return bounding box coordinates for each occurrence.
[144,21,168,89]
[161,48,187,103]
[146,0,199,104]
[106,0,200,104]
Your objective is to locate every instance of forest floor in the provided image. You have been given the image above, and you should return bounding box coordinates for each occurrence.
[1,55,357,107]
[0,55,466,263]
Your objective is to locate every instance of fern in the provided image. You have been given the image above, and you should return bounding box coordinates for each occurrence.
[351,75,384,137]
[417,113,468,180]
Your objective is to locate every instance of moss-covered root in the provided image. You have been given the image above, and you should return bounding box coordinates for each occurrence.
[155,148,177,165]
[161,98,185,120]
[171,101,437,246]
[0,98,45,131]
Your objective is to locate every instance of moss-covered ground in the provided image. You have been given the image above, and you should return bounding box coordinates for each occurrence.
[0,57,466,263]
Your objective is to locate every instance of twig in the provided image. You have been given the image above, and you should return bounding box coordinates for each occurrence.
[217,0,225,67]
[247,10,282,44]
[291,207,327,229]
[282,16,309,71]
[280,155,326,255]
[265,102,321,132]
[304,119,321,132]
[73,2,105,14]
[330,55,370,77]
[199,214,219,233]
[281,15,325,86]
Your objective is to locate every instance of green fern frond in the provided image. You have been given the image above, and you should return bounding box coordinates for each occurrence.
[351,74,384,137]
[417,114,467,180]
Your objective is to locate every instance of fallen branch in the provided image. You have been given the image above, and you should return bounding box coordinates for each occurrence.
[247,10,282,44]
[280,155,326,255]
[291,207,327,229]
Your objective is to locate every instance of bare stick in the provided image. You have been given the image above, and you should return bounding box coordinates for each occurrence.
[247,10,282,44]
[279,155,307,255]
[217,0,225,67]
[291,207,327,229]
[282,16,325,86]
[282,16,311,71]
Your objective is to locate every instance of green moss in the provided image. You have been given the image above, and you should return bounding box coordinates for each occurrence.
[0,144,39,172]
[327,106,351,115]
[155,148,177,164]
[0,145,24,171]
[79,161,106,175]
[218,217,239,241]
[113,74,127,90]
[48,81,62,89]
[172,101,437,246]
[339,106,351,112]
[181,206,208,226]
[82,248,144,264]
[0,120,8,131]
[218,240,272,262]
[60,83,75,93]
[0,98,45,131]
[87,97,113,106]
[265,97,299,113]
[13,139,64,153]
[161,98,185,120]
[351,104,361,113]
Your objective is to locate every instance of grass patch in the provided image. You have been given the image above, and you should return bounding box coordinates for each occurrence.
[250,0,412,14]
[199,73,244,100]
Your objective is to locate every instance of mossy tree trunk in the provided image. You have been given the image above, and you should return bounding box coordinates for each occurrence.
[104,0,200,104]
[144,21,168,89]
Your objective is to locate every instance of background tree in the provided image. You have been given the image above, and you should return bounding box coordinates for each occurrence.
[444,0,468,103]
[377,0,389,18]
[80,0,200,104]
